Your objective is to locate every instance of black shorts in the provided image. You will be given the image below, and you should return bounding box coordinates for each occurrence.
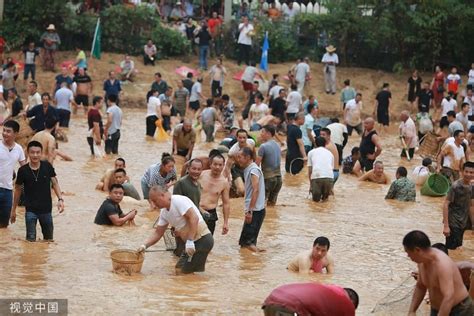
[189,101,200,111]
[377,111,389,126]
[446,225,465,250]
[439,116,449,128]
[360,156,375,172]
[57,109,71,128]
[177,148,189,157]
[75,94,89,107]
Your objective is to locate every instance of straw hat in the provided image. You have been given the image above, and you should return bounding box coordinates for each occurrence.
[176,1,182,5]
[46,24,56,31]
[325,45,336,53]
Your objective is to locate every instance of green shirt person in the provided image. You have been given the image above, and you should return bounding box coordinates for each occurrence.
[385,166,416,202]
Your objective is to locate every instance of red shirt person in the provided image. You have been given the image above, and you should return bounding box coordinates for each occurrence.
[262,283,358,316]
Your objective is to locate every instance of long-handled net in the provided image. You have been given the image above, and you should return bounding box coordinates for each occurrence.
[371,276,415,315]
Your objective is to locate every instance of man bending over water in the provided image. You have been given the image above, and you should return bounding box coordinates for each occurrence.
[404,230,474,315]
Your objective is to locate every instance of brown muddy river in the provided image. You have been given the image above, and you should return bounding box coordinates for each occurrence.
[1,109,473,315]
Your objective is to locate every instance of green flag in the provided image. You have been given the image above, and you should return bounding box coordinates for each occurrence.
[91,18,101,59]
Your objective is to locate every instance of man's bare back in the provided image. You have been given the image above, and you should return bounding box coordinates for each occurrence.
[31,131,56,163]
[418,249,469,312]
[326,142,340,169]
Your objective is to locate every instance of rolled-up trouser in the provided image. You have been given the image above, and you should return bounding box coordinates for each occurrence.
[175,233,214,274]
[25,211,53,241]
[296,80,305,95]
[239,208,266,247]
[310,178,333,202]
[105,130,120,155]
[203,124,215,142]
[324,65,337,93]
[264,176,282,205]
[146,115,158,137]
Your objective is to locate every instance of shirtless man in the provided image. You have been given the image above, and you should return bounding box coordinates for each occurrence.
[30,118,56,164]
[320,127,340,182]
[358,161,390,184]
[180,149,221,177]
[225,129,255,196]
[287,236,334,274]
[73,67,92,114]
[199,153,230,235]
[95,158,128,191]
[404,230,474,315]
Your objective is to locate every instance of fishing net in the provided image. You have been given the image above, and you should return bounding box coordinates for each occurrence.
[418,132,441,160]
[371,276,415,315]
[154,119,169,142]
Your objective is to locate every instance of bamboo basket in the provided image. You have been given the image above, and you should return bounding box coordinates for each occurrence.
[110,249,144,275]
[418,132,442,160]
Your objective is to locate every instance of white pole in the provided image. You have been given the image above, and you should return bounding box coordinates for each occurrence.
[224,0,232,23]
[0,0,4,22]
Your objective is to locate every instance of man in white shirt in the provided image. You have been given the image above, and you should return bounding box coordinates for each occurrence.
[455,102,471,133]
[248,93,269,130]
[138,186,214,274]
[344,93,363,135]
[286,84,302,121]
[0,120,27,227]
[307,137,334,202]
[440,92,457,129]
[27,81,42,111]
[321,45,339,94]
[399,111,417,160]
[189,77,205,119]
[283,1,298,20]
[237,16,254,66]
[437,130,466,183]
[327,118,348,164]
[55,82,76,128]
[463,88,474,122]
[294,57,310,95]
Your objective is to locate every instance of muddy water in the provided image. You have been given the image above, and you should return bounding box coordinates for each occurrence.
[1,109,473,315]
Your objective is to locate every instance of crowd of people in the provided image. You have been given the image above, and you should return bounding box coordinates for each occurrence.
[1,16,474,315]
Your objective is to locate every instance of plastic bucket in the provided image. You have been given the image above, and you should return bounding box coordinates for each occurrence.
[420,173,450,197]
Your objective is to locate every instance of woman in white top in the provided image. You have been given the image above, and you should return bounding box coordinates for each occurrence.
[146,89,161,137]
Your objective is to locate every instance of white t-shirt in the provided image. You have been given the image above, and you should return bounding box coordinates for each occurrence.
[283,6,298,19]
[286,91,302,114]
[442,143,465,169]
[55,87,74,111]
[157,195,204,236]
[307,147,334,179]
[399,117,418,148]
[412,166,430,185]
[344,99,362,126]
[249,103,269,124]
[189,82,202,102]
[444,137,469,147]
[441,98,457,117]
[463,95,474,116]
[0,142,25,190]
[229,139,255,157]
[456,112,471,129]
[269,85,283,100]
[147,96,161,117]
[295,62,310,83]
[242,66,257,83]
[237,23,253,45]
[321,53,339,65]
[327,122,348,146]
[28,92,42,108]
[468,69,474,84]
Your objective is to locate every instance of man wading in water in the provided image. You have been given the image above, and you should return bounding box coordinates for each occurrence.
[138,186,213,274]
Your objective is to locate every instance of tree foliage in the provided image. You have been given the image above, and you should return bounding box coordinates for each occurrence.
[1,1,190,58]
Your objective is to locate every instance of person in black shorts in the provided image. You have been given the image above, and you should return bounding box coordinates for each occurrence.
[374,83,391,134]
[285,112,307,173]
[354,117,382,174]
[73,67,92,112]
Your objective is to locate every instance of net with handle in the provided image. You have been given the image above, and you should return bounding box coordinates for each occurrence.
[371,276,415,315]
